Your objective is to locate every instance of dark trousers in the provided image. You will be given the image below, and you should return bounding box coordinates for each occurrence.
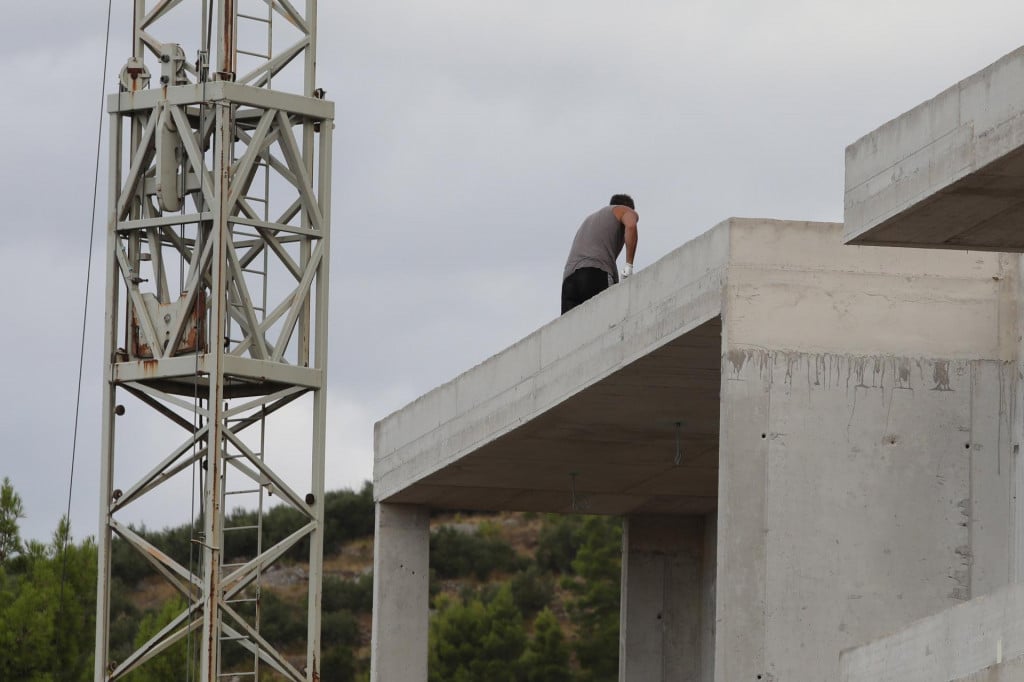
[561,267,612,314]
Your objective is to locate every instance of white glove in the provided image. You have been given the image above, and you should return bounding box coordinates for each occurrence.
[620,262,633,279]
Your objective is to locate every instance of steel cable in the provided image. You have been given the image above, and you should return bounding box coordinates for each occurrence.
[56,0,115,676]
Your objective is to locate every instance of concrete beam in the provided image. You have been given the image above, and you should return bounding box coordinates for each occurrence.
[728,219,1014,359]
[844,46,1024,250]
[955,659,1024,682]
[841,581,1024,682]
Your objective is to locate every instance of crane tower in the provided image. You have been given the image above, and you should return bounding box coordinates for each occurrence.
[94,2,333,680]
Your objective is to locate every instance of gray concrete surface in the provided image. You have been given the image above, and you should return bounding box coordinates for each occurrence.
[841,581,1024,682]
[372,218,1017,681]
[955,659,1024,682]
[370,503,429,682]
[717,221,1015,681]
[374,223,730,514]
[718,351,1014,681]
[619,515,714,681]
[844,46,1024,250]
[839,45,1024,682]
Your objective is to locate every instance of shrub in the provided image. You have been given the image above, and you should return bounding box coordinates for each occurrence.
[535,515,586,574]
[509,566,554,619]
[430,526,524,581]
[323,574,373,614]
[428,585,525,682]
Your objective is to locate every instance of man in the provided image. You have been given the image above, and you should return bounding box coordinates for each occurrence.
[560,194,639,314]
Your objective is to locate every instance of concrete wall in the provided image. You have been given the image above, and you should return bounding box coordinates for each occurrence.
[718,352,1014,681]
[840,581,1024,682]
[716,220,1016,681]
[619,515,716,681]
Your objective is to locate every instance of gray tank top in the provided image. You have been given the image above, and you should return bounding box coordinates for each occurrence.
[562,205,625,283]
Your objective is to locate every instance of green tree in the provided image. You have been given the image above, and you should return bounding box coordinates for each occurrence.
[259,589,307,649]
[0,477,25,563]
[125,596,195,682]
[509,565,554,619]
[479,585,526,680]
[51,519,98,680]
[322,482,376,552]
[321,610,360,682]
[323,573,373,613]
[520,608,571,682]
[109,577,143,666]
[563,516,621,682]
[0,516,96,682]
[322,644,358,682]
[429,585,526,682]
[0,570,57,681]
[429,595,488,682]
[430,525,524,581]
[535,514,585,574]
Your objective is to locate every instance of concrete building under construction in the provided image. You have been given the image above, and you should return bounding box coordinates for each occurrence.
[370,46,1024,681]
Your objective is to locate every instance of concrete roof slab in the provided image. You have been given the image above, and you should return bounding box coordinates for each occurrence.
[844,46,1024,250]
[375,218,1011,516]
[374,223,730,512]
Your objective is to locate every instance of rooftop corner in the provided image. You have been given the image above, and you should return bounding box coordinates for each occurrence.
[844,45,1024,251]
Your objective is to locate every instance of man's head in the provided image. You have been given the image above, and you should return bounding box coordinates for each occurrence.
[609,194,635,210]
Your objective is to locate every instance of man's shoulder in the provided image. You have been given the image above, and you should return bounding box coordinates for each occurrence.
[610,205,636,221]
[585,205,616,221]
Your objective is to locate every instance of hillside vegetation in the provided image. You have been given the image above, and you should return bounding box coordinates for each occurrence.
[0,477,622,681]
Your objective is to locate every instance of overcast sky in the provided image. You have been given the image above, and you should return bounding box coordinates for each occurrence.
[4,1,1024,543]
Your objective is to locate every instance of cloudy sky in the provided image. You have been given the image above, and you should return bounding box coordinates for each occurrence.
[3,0,1024,542]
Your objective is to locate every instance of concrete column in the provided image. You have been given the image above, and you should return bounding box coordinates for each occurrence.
[619,515,712,682]
[1015,256,1024,585]
[714,356,770,682]
[370,503,430,682]
[700,512,717,682]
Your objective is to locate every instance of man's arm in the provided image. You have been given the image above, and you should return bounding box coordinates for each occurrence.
[613,206,639,276]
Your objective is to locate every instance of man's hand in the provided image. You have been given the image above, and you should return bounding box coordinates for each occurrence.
[621,262,633,279]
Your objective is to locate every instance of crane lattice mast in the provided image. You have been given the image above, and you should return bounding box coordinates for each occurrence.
[94,1,333,679]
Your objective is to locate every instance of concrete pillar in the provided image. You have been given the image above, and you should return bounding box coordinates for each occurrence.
[715,359,770,682]
[370,503,430,682]
[619,514,713,681]
[1015,256,1024,585]
[700,512,717,682]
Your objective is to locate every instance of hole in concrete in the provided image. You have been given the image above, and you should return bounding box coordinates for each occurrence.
[965,443,971,450]
[761,433,766,439]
